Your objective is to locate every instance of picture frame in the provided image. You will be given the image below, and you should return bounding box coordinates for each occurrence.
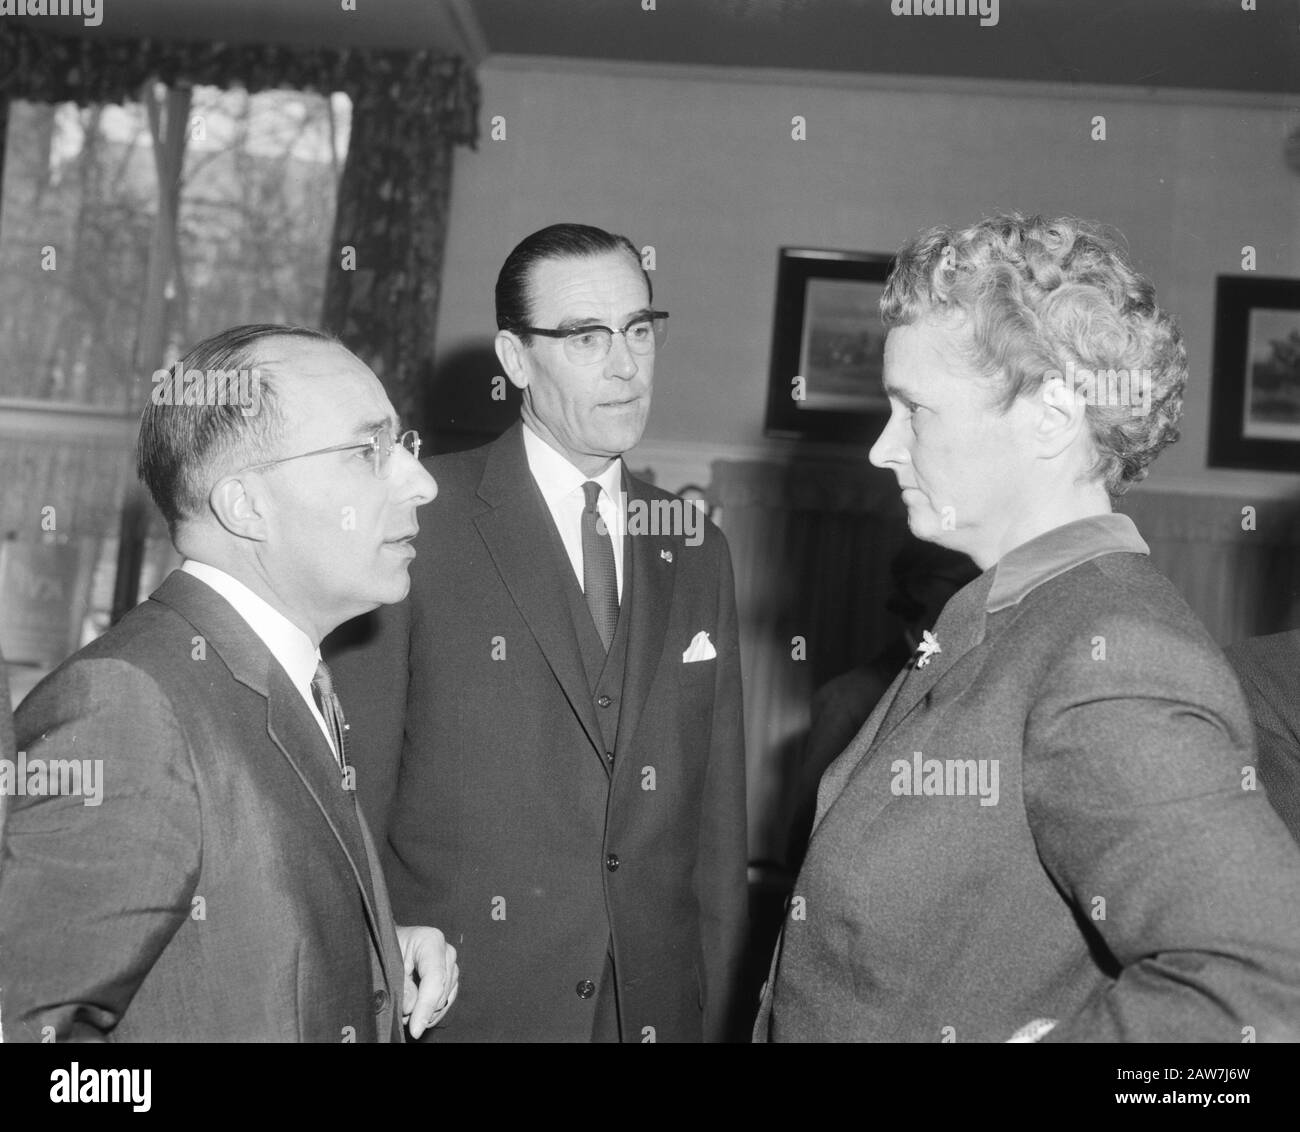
[763,248,895,443]
[1207,275,1300,472]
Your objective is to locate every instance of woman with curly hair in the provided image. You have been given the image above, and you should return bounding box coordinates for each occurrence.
[755,213,1300,1043]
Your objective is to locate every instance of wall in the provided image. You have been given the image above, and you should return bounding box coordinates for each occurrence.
[435,56,1300,496]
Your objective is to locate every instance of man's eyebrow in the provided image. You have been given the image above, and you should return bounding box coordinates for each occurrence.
[553,316,609,332]
[353,417,396,439]
[881,379,914,400]
[551,309,655,333]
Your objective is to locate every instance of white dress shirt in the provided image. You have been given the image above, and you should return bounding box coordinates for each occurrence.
[521,423,625,601]
[180,559,338,758]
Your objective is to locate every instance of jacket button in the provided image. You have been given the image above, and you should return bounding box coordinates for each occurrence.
[606,853,620,871]
[597,694,613,708]
[576,979,596,999]
[372,988,389,1013]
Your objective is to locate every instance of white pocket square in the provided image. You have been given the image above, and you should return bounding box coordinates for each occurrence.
[682,630,716,663]
[1006,1018,1057,1043]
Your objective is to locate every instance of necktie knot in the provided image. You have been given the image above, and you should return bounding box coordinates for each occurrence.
[582,480,602,513]
[312,660,335,698]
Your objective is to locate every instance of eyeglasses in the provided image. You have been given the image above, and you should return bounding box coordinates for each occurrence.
[521,312,669,366]
[240,426,422,480]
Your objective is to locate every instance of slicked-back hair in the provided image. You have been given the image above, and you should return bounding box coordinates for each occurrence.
[495,222,652,344]
[880,212,1187,497]
[136,323,337,534]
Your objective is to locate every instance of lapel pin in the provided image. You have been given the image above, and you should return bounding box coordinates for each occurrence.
[661,549,673,563]
[913,629,941,669]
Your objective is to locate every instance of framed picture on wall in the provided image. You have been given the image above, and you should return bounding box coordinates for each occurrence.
[1208,275,1300,472]
[764,248,895,443]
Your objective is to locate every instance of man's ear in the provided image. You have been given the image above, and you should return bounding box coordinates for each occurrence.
[208,474,270,542]
[494,330,530,392]
[1035,373,1089,459]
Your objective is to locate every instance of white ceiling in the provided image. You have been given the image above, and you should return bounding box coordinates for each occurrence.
[26,0,1300,94]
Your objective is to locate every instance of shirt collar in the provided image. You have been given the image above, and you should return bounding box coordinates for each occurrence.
[179,559,321,694]
[986,512,1149,613]
[521,421,623,506]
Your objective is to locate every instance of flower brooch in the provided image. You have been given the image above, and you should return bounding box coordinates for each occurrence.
[913,629,942,669]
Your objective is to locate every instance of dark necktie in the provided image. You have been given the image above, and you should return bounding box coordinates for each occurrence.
[311,659,350,771]
[581,480,619,651]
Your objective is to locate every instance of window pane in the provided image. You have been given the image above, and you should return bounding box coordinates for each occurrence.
[0,88,351,410]
[175,86,351,356]
[0,87,351,672]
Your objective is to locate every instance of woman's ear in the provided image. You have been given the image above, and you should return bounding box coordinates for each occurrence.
[1036,372,1090,459]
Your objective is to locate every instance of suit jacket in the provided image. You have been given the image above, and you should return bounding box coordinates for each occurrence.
[327,423,748,1042]
[1226,629,1300,846]
[757,515,1300,1042]
[0,570,406,1042]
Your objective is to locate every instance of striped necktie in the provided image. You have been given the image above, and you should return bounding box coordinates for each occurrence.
[311,659,350,771]
[581,480,619,651]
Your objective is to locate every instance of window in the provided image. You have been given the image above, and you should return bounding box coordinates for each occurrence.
[0,87,350,674]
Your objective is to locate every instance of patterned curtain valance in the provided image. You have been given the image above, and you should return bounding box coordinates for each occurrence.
[0,21,479,143]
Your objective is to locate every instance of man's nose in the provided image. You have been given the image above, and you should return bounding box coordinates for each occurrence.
[413,465,437,505]
[394,448,437,505]
[605,332,639,380]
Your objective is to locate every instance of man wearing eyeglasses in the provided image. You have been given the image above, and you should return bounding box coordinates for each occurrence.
[0,324,459,1041]
[329,223,749,1042]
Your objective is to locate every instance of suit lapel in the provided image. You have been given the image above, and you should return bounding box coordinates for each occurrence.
[811,570,996,825]
[148,570,397,1005]
[356,808,407,1041]
[615,471,676,760]
[263,675,396,995]
[810,666,907,831]
[870,569,995,748]
[473,426,604,758]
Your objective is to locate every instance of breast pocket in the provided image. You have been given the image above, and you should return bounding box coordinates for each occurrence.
[672,659,716,753]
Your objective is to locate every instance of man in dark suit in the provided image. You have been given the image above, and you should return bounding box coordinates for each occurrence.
[757,214,1300,1042]
[0,325,458,1041]
[1226,630,1300,845]
[329,223,748,1042]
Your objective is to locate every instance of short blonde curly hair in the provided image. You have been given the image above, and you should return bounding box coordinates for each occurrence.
[880,213,1186,496]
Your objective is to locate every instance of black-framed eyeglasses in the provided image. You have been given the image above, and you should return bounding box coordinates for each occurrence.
[239,426,421,480]
[521,311,669,366]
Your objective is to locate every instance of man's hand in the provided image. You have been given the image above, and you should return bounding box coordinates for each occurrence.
[394,925,459,1038]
